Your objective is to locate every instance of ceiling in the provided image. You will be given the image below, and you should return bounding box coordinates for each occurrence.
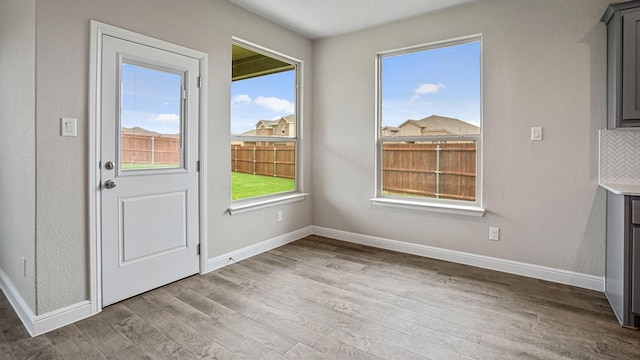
[232,44,294,81]
[228,0,478,39]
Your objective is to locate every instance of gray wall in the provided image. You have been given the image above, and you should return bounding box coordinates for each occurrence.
[0,0,37,311]
[33,0,312,314]
[312,0,608,276]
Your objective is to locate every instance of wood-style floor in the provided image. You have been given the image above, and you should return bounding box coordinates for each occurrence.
[1,235,639,360]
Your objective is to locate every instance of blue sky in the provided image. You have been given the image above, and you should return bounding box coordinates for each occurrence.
[230,41,479,134]
[121,61,296,136]
[231,70,296,135]
[381,41,481,127]
[122,41,479,136]
[121,63,182,135]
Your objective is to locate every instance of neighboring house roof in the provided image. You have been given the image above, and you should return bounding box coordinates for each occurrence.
[255,114,295,129]
[240,129,257,136]
[256,114,295,129]
[121,127,180,138]
[390,115,479,136]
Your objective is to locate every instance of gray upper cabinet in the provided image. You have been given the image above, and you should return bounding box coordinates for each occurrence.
[623,11,640,121]
[603,1,640,128]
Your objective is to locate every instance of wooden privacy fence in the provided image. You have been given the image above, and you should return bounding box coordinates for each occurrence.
[121,135,475,201]
[382,142,476,201]
[121,133,180,165]
[231,145,296,179]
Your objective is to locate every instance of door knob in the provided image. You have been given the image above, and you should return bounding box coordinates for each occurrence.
[104,180,117,189]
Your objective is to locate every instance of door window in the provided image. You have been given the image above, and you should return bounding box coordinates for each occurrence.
[120,61,184,171]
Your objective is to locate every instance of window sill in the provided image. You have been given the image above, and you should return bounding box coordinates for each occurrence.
[228,193,308,215]
[370,197,485,217]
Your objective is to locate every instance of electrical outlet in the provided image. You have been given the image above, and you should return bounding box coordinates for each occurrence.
[489,227,500,241]
[277,210,283,222]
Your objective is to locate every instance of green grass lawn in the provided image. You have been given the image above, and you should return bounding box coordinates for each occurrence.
[232,172,295,200]
[118,166,293,200]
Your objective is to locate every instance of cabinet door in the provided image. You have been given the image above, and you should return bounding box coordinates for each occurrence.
[633,199,640,224]
[623,11,640,122]
[633,227,640,314]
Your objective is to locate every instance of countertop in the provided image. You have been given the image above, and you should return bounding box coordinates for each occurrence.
[599,182,640,196]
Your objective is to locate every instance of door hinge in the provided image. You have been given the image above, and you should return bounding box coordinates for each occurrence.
[197,244,201,255]
[197,76,202,88]
[196,160,200,172]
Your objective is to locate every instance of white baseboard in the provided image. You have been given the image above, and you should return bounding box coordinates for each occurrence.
[0,268,35,334]
[203,226,313,274]
[31,301,93,336]
[312,226,605,292]
[0,268,93,336]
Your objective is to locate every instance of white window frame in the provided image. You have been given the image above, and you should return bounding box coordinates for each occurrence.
[371,35,485,217]
[228,38,306,215]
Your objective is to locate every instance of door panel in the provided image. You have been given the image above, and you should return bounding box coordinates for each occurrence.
[101,35,200,306]
[120,191,187,264]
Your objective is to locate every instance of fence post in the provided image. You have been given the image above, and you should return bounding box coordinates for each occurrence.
[252,147,256,174]
[151,137,155,164]
[435,144,441,199]
[273,146,277,177]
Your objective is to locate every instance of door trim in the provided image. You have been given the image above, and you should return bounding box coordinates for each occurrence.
[89,20,208,314]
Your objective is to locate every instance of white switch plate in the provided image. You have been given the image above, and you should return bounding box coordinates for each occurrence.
[277,210,283,222]
[61,118,77,137]
[531,126,542,141]
[489,227,500,241]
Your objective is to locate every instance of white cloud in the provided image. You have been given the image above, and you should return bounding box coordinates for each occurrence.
[231,94,252,104]
[255,96,295,114]
[411,82,445,101]
[152,113,180,124]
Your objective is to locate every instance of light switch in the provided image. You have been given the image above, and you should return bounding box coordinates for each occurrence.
[61,118,77,137]
[531,126,542,141]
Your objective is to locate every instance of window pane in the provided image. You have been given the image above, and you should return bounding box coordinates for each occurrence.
[379,39,481,203]
[381,41,480,135]
[121,62,182,171]
[231,143,296,200]
[231,45,296,137]
[382,140,476,201]
[231,43,297,201]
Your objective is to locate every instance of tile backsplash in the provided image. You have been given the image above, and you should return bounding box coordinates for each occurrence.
[600,129,640,185]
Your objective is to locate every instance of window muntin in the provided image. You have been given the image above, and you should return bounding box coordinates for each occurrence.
[378,37,481,206]
[231,42,299,201]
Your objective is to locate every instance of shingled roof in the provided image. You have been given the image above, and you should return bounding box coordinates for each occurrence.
[255,114,295,129]
[121,127,180,138]
[386,115,479,136]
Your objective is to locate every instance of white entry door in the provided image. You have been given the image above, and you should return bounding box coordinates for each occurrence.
[100,35,200,306]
